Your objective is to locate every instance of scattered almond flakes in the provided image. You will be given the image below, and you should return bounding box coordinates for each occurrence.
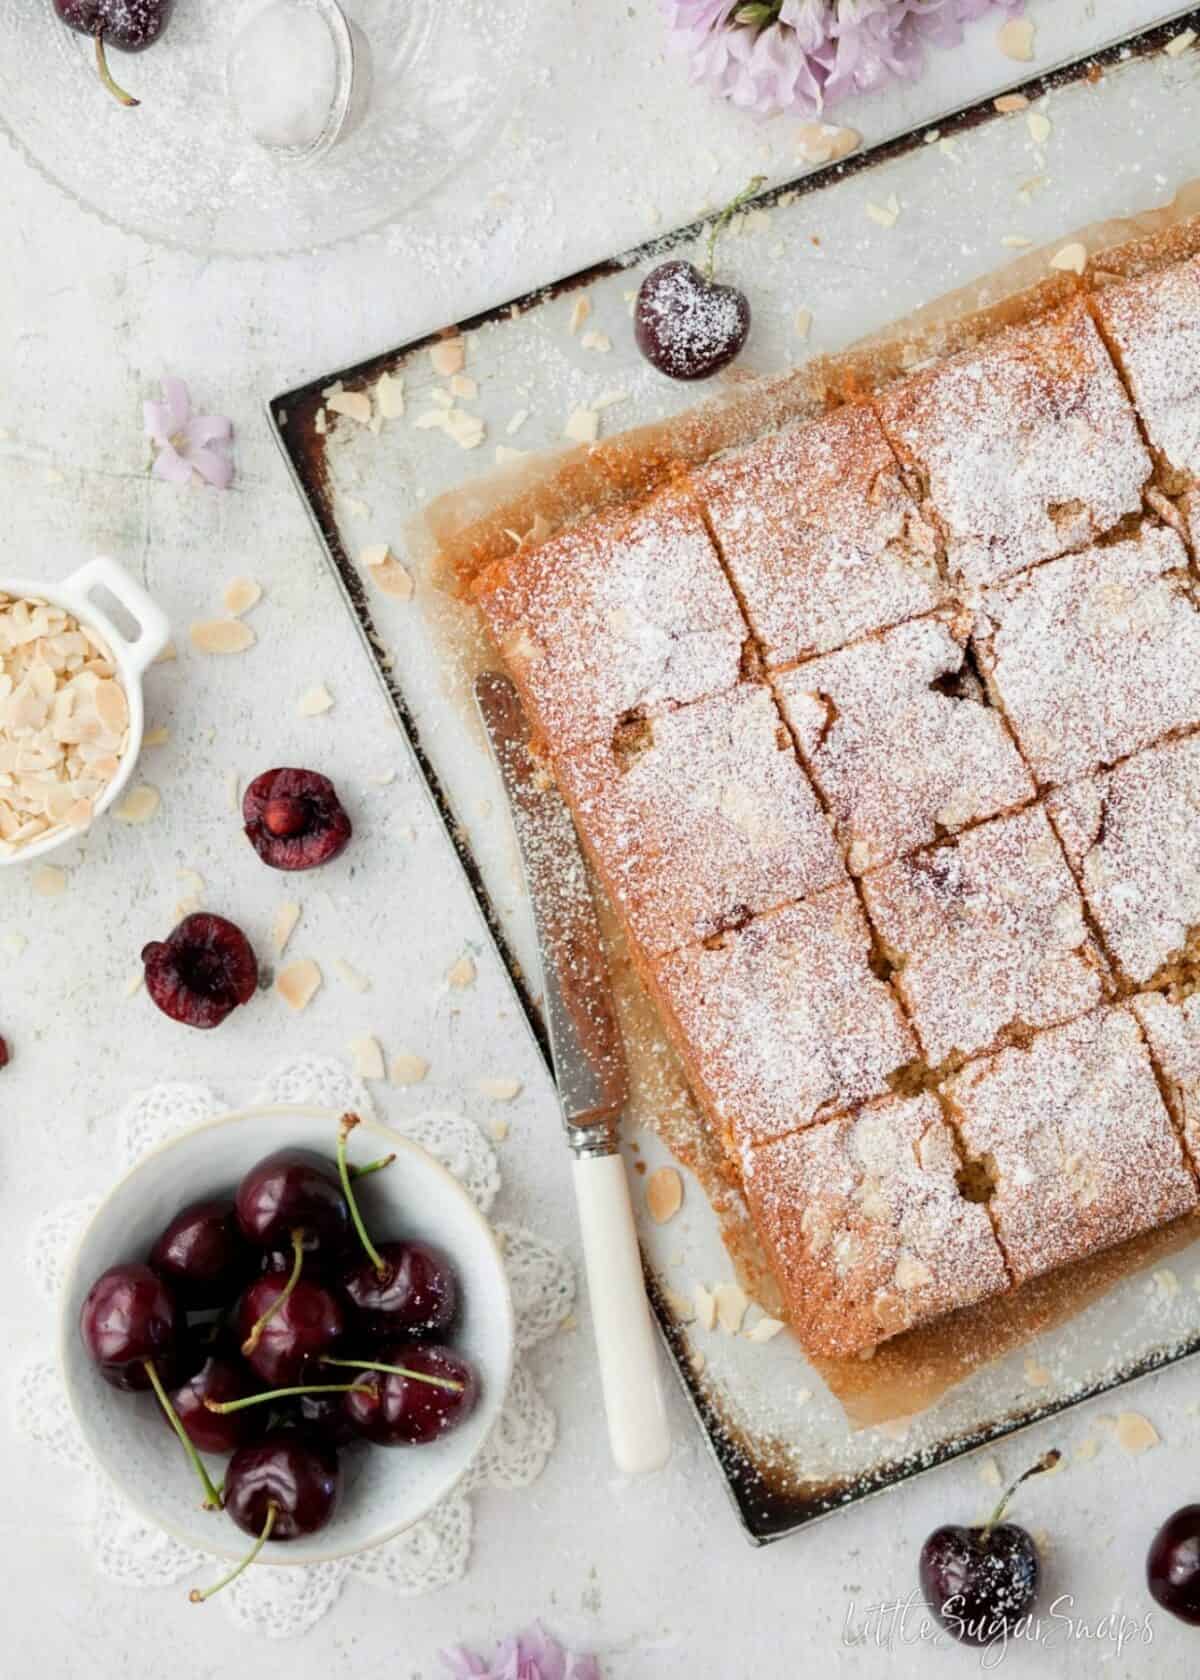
[579,330,612,354]
[1153,1267,1180,1298]
[390,1051,429,1086]
[714,1282,748,1335]
[153,641,177,664]
[794,306,813,340]
[273,901,301,956]
[744,1315,785,1344]
[978,1457,1003,1487]
[1027,110,1051,145]
[114,785,160,826]
[565,408,599,445]
[449,374,478,401]
[447,953,476,989]
[429,338,465,378]
[997,16,1035,61]
[375,371,405,419]
[1001,233,1033,248]
[190,619,256,656]
[349,1034,385,1081]
[646,1166,683,1224]
[1024,1357,1050,1387]
[143,726,169,747]
[489,1117,510,1143]
[688,1350,705,1376]
[865,194,900,228]
[693,1283,717,1331]
[1115,1412,1159,1454]
[125,967,144,997]
[333,957,371,993]
[314,408,327,436]
[1049,241,1087,275]
[32,864,66,897]
[1166,28,1197,58]
[415,405,486,450]
[506,409,530,437]
[994,91,1029,112]
[327,389,372,425]
[359,543,390,570]
[297,684,334,717]
[478,1076,522,1102]
[796,1388,812,1407]
[371,555,414,599]
[796,121,860,165]
[223,578,263,617]
[277,958,322,1012]
[174,868,204,916]
[663,1287,695,1324]
[568,295,591,334]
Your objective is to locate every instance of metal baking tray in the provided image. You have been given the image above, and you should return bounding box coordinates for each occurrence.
[268,12,1200,1544]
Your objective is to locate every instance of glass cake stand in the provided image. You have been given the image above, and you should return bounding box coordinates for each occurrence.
[0,0,531,256]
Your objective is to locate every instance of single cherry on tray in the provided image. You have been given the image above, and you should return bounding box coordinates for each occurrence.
[919,1451,1060,1647]
[150,1199,250,1308]
[142,913,259,1031]
[53,1,173,108]
[243,768,352,872]
[1148,1505,1200,1624]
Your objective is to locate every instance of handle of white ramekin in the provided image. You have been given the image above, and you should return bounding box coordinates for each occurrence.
[572,1152,671,1475]
[58,556,171,676]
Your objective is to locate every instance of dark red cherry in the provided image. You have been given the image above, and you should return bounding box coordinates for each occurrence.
[235,1148,350,1254]
[1148,1505,1200,1624]
[634,259,750,381]
[0,1035,10,1070]
[288,1391,360,1450]
[243,768,352,872]
[165,1358,256,1456]
[53,1,173,107]
[343,1342,479,1446]
[341,1240,458,1341]
[223,1433,342,1542]
[80,1263,176,1387]
[150,1200,249,1308]
[236,1275,345,1388]
[142,913,259,1031]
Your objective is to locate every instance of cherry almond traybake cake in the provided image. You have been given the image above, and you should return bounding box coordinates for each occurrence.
[470,234,1200,1364]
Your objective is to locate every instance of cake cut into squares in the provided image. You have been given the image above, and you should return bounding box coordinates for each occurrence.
[859,806,1108,1067]
[472,482,748,753]
[1047,734,1200,988]
[743,1094,1010,1359]
[974,524,1200,787]
[876,299,1150,588]
[1130,992,1200,1172]
[649,884,918,1157]
[695,404,946,669]
[554,685,844,959]
[944,1008,1197,1286]
[1094,256,1200,494]
[775,609,1034,874]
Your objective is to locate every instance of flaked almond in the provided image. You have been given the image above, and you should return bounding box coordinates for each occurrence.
[1114,1412,1159,1453]
[327,389,372,425]
[1049,241,1087,275]
[277,958,322,1012]
[646,1166,683,1224]
[1027,110,1051,145]
[349,1034,385,1080]
[865,194,900,228]
[477,1076,522,1102]
[375,371,405,419]
[997,16,1035,61]
[450,374,478,400]
[429,338,465,377]
[662,1287,696,1324]
[190,619,256,656]
[1166,28,1197,58]
[333,957,371,993]
[794,306,813,340]
[390,1050,429,1086]
[114,785,160,825]
[273,901,301,955]
[143,726,170,747]
[714,1282,748,1334]
[744,1315,785,1344]
[446,952,476,989]
[579,330,611,354]
[796,121,860,165]
[32,864,67,897]
[223,577,263,617]
[489,1117,510,1142]
[565,408,599,445]
[371,556,413,599]
[994,92,1029,112]
[693,1283,717,1332]
[153,641,177,664]
[1001,233,1032,248]
[568,295,591,334]
[297,684,334,717]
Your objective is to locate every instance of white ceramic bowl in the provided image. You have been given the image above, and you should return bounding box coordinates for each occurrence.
[60,1106,514,1564]
[0,556,171,866]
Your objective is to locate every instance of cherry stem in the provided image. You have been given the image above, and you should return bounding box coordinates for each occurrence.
[189,1501,277,1603]
[143,1360,224,1512]
[349,1152,396,1182]
[94,31,139,108]
[337,1113,387,1276]
[204,1382,367,1416]
[704,174,767,281]
[320,1355,464,1394]
[982,1449,1062,1543]
[241,1227,305,1356]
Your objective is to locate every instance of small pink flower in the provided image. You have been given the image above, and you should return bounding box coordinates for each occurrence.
[441,1622,601,1680]
[144,378,234,490]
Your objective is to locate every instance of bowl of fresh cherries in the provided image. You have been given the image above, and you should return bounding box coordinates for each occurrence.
[61,1106,513,1599]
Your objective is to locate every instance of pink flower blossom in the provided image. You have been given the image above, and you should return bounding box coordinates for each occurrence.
[144,378,234,489]
[441,1622,602,1680]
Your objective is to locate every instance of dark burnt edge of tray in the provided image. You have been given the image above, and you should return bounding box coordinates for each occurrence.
[267,7,1200,1547]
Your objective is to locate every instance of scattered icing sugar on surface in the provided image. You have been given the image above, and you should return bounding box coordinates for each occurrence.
[860,804,1108,1067]
[775,609,1033,873]
[945,1007,1197,1286]
[554,683,845,957]
[1095,256,1200,488]
[475,483,747,752]
[743,1093,1008,1358]
[876,300,1150,587]
[1047,732,1200,987]
[696,404,946,667]
[649,883,917,1154]
[974,524,1200,786]
[1131,992,1200,1172]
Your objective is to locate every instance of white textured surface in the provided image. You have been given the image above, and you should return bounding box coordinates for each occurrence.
[3,1,1200,1676]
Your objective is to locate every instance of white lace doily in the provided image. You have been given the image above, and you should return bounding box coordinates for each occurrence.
[12,1056,574,1639]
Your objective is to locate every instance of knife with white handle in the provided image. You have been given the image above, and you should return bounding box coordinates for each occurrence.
[475,672,671,1475]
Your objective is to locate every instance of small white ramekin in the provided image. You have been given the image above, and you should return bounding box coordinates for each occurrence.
[0,556,171,867]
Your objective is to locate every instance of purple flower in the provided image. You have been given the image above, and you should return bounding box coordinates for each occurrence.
[441,1622,602,1680]
[144,378,234,489]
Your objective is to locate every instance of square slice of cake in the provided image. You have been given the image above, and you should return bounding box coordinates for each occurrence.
[876,299,1149,588]
[695,404,945,668]
[1094,256,1200,494]
[554,685,844,958]
[974,524,1200,787]
[1129,992,1200,1172]
[775,610,1033,874]
[859,806,1108,1067]
[473,482,748,753]
[649,884,917,1157]
[944,1008,1196,1286]
[743,1094,1009,1358]
[1047,734,1200,988]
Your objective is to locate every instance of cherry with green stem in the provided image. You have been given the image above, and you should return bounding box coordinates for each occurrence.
[202,1356,464,1414]
[190,1502,277,1604]
[349,1152,396,1182]
[144,1360,224,1510]
[241,1227,305,1357]
[336,1112,387,1276]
